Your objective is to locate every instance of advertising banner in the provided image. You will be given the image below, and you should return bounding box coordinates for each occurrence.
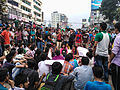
[91,0,103,10]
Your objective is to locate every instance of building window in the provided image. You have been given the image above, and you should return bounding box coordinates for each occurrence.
[33,0,41,6]
[34,5,41,12]
[37,19,41,22]
[8,0,18,7]
[22,0,31,6]
[34,12,41,17]
[21,5,31,12]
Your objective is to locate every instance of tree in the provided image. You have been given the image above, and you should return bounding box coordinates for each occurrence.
[100,0,119,23]
[0,0,7,15]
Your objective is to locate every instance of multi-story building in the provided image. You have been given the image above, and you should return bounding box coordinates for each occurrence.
[6,0,43,25]
[90,0,107,25]
[51,11,68,28]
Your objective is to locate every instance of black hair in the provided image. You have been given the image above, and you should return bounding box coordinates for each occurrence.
[6,25,10,29]
[11,48,16,51]
[27,59,35,69]
[52,62,63,75]
[93,66,103,79]
[86,52,93,59]
[30,44,35,51]
[5,45,10,49]
[14,73,28,87]
[65,54,71,62]
[34,49,41,57]
[68,53,73,59]
[100,22,107,30]
[27,43,31,47]
[6,50,16,62]
[81,57,89,65]
[18,48,24,54]
[55,50,60,56]
[40,53,47,61]
[0,68,8,82]
[114,23,120,32]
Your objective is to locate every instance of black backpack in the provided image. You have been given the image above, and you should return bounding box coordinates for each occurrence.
[41,74,60,90]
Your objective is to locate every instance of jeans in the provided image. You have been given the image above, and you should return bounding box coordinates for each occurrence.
[111,63,120,90]
[37,42,43,51]
[0,45,2,57]
[95,55,108,82]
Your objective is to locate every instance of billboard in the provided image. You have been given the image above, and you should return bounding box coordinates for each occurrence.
[91,0,103,10]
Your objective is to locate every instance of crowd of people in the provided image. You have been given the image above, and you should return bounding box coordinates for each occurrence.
[0,21,120,90]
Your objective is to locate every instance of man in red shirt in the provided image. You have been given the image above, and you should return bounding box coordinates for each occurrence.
[1,25,11,45]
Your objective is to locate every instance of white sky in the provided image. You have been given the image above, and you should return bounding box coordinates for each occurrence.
[41,0,91,29]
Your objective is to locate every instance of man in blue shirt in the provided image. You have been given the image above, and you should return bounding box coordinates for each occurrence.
[84,66,112,90]
[70,57,93,90]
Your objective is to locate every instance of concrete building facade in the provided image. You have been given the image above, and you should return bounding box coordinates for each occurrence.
[51,11,68,28]
[5,0,43,25]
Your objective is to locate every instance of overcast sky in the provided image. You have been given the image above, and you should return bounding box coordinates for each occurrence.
[41,0,91,29]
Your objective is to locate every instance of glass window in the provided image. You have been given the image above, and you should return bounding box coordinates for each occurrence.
[22,0,31,6]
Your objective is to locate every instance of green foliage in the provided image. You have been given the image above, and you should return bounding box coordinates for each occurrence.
[100,0,120,22]
[0,0,7,14]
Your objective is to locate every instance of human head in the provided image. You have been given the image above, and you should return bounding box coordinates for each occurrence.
[18,48,24,54]
[15,73,29,89]
[40,53,47,61]
[81,57,89,65]
[65,54,71,62]
[0,68,8,82]
[5,45,10,50]
[55,50,60,56]
[52,62,63,75]
[93,66,103,79]
[6,25,10,31]
[35,49,41,56]
[100,22,107,31]
[114,23,120,34]
[68,53,73,60]
[27,59,35,69]
[30,44,35,51]
[86,52,93,59]
[6,50,16,62]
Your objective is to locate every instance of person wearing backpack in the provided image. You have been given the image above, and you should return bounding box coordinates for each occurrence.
[41,62,74,90]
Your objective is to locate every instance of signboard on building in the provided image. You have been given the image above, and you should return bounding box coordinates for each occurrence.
[91,0,103,11]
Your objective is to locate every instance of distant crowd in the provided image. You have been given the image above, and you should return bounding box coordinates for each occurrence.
[0,21,120,90]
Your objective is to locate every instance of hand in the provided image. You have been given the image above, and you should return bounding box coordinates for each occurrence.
[8,80,14,88]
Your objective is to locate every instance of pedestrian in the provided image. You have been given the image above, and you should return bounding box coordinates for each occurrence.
[93,22,112,83]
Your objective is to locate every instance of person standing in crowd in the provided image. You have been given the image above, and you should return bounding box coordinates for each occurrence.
[93,22,112,83]
[57,29,62,49]
[1,25,11,46]
[109,23,120,90]
[69,29,75,49]
[84,66,112,90]
[15,28,22,44]
[75,30,82,46]
[22,27,29,47]
[30,28,35,43]
[36,28,44,51]
[82,31,89,48]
